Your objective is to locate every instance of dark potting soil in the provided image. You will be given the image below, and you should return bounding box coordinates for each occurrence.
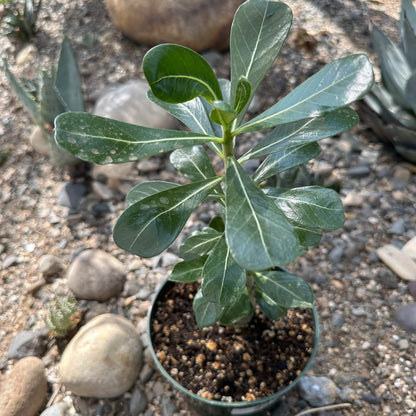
[151,281,315,402]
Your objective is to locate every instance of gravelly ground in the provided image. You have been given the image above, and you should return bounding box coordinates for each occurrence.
[1,1,415,415]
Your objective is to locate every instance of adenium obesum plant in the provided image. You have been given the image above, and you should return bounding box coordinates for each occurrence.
[55,0,373,328]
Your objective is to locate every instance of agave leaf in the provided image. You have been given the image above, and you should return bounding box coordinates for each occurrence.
[372,26,412,110]
[406,72,416,115]
[400,0,416,68]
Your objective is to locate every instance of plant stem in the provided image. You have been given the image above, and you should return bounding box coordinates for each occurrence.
[293,403,352,416]
[222,127,234,165]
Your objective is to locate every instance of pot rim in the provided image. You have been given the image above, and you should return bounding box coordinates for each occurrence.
[147,278,320,410]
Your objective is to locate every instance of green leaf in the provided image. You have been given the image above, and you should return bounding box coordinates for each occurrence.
[193,288,224,328]
[253,142,321,183]
[147,91,223,138]
[113,176,223,257]
[372,26,412,110]
[55,37,84,112]
[39,70,68,126]
[233,76,252,114]
[400,0,416,68]
[230,0,292,122]
[209,216,225,233]
[240,107,358,162]
[126,181,178,206]
[235,54,374,134]
[143,43,222,104]
[406,72,416,115]
[169,256,208,283]
[210,100,238,126]
[292,224,322,252]
[55,112,220,164]
[170,145,216,182]
[201,236,246,305]
[256,290,287,321]
[3,57,42,126]
[254,270,314,308]
[269,186,345,230]
[179,227,222,261]
[219,288,254,325]
[225,157,299,271]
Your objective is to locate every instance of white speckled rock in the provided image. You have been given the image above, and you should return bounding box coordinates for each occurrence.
[59,313,143,398]
[0,356,47,416]
[67,249,126,301]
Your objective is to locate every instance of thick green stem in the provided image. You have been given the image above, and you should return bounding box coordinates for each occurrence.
[222,128,234,165]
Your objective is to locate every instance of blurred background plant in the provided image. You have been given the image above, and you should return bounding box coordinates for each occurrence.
[3,36,88,173]
[360,0,416,163]
[0,0,42,42]
[45,296,81,338]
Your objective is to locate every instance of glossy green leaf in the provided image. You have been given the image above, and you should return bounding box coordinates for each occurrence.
[55,112,220,164]
[406,72,416,115]
[193,288,224,328]
[233,76,252,114]
[209,216,225,233]
[169,256,208,282]
[256,290,287,321]
[143,43,222,104]
[230,0,292,122]
[225,157,299,270]
[113,176,223,257]
[3,57,42,126]
[235,54,374,134]
[254,270,314,308]
[219,289,254,325]
[253,142,321,183]
[210,100,238,126]
[55,37,84,112]
[293,224,322,252]
[39,70,68,126]
[240,107,358,162]
[201,236,246,305]
[400,0,416,68]
[372,27,412,110]
[126,181,178,206]
[179,227,222,261]
[147,91,223,139]
[170,145,216,182]
[269,186,344,230]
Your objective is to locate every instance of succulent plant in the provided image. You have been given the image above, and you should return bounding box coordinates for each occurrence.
[362,0,416,162]
[1,0,42,41]
[45,296,81,338]
[3,36,84,166]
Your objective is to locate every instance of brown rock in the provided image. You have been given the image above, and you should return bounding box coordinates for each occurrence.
[104,0,244,52]
[377,244,416,281]
[0,357,47,416]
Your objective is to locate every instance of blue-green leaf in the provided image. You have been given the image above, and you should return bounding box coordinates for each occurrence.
[126,181,178,206]
[235,54,374,133]
[225,157,299,270]
[193,289,224,328]
[170,145,216,182]
[233,76,252,115]
[113,177,223,257]
[269,186,345,230]
[143,44,222,104]
[253,142,321,183]
[201,236,246,306]
[230,0,292,122]
[256,290,287,321]
[254,270,314,308]
[55,112,220,164]
[169,256,208,283]
[210,100,238,126]
[240,107,358,162]
[219,288,254,325]
[179,227,222,261]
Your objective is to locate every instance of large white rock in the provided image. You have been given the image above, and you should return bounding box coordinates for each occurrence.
[67,249,126,301]
[59,314,143,398]
[0,356,47,416]
[104,0,244,52]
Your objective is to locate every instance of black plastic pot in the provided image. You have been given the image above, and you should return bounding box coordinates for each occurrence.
[147,279,320,416]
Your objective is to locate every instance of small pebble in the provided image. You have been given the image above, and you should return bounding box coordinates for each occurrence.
[361,393,382,405]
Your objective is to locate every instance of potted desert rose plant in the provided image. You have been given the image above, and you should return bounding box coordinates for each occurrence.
[55,0,373,414]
